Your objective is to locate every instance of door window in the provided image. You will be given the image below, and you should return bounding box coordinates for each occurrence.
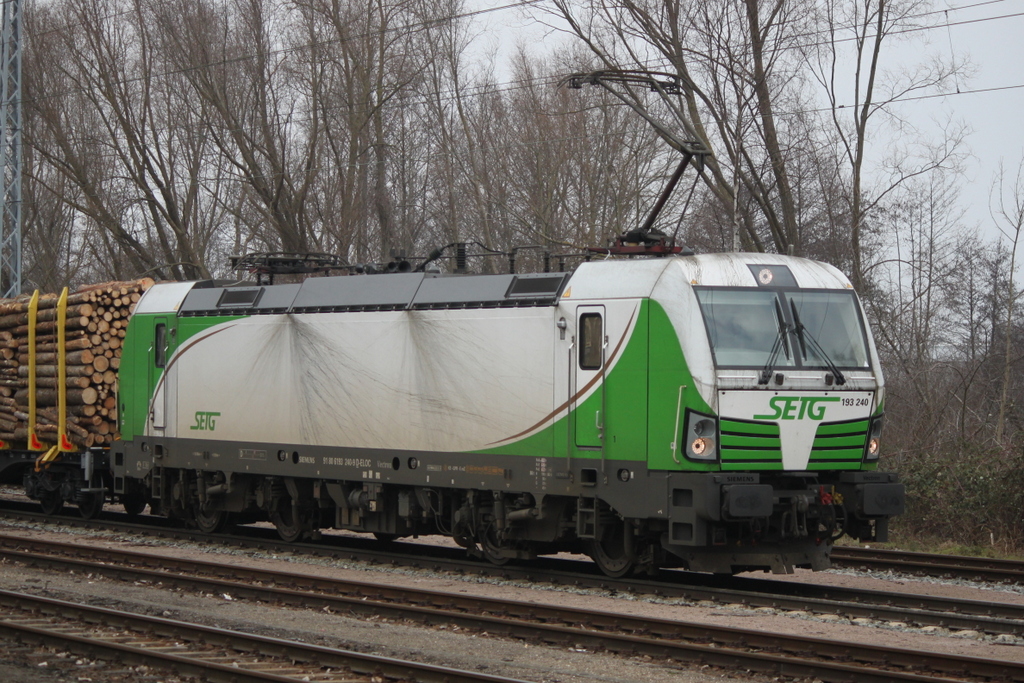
[579,313,603,369]
[155,323,167,368]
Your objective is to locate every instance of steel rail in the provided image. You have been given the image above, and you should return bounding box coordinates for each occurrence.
[0,534,1021,683]
[0,588,532,683]
[832,546,1024,583]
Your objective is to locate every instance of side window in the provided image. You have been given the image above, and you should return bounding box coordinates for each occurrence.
[154,323,167,368]
[579,313,603,370]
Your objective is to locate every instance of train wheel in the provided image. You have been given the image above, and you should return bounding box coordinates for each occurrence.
[270,503,305,542]
[39,490,63,516]
[77,493,103,520]
[195,507,227,534]
[588,520,635,578]
[480,525,511,566]
[373,532,397,543]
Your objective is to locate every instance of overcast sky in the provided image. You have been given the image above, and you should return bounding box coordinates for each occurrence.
[936,0,1024,239]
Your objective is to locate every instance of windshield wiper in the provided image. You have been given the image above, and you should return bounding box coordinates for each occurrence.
[790,300,846,385]
[759,298,791,385]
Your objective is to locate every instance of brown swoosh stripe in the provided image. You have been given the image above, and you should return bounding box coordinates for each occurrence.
[484,303,640,448]
[147,323,239,422]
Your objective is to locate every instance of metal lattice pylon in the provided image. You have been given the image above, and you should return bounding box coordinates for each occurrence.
[0,0,22,298]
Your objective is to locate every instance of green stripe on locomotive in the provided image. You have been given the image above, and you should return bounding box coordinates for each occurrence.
[475,299,716,470]
[119,312,245,442]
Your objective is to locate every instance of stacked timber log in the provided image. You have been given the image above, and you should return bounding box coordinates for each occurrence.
[0,279,154,447]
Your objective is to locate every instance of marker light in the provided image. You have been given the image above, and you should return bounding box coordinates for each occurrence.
[693,419,714,436]
[867,438,879,456]
[684,411,719,462]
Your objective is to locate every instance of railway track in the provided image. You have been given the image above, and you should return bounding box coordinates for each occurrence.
[8,497,1024,589]
[0,588,528,683]
[832,545,1024,583]
[1,533,1022,683]
[2,530,1024,638]
[4,505,1024,637]
[12,503,1023,590]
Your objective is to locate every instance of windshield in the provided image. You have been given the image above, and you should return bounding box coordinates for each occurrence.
[695,289,795,367]
[696,287,869,369]
[788,291,869,368]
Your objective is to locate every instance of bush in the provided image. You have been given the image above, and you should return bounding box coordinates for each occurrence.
[888,440,1024,552]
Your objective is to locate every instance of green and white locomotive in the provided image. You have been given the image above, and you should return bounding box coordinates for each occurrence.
[106,251,903,576]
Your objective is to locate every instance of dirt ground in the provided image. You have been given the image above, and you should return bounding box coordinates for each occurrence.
[0,519,1021,683]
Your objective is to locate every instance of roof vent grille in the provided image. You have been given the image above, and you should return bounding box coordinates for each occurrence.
[217,287,263,308]
[506,274,567,299]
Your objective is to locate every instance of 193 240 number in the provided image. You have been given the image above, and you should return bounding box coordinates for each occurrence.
[841,397,870,407]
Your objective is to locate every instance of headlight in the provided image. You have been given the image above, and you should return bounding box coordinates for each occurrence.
[684,412,718,462]
[691,437,712,455]
[865,414,884,461]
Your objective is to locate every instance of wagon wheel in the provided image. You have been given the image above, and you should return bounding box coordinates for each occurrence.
[121,494,148,518]
[587,518,636,578]
[195,507,228,534]
[77,492,104,520]
[38,489,64,516]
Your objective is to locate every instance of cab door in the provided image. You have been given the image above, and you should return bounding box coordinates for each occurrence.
[574,306,606,449]
[149,317,170,430]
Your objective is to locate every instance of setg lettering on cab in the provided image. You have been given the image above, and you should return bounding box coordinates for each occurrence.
[754,396,840,421]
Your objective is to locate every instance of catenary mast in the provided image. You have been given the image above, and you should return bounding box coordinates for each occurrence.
[0,0,22,297]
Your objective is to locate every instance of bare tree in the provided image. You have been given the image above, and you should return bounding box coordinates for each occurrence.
[991,159,1024,443]
[809,0,968,289]
[295,0,435,262]
[25,0,222,280]
[506,48,674,251]
[155,0,321,256]
[549,0,815,252]
[866,170,962,451]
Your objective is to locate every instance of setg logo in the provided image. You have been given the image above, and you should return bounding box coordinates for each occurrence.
[754,396,840,421]
[190,411,221,431]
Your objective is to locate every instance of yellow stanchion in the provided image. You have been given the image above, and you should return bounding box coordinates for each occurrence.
[27,291,43,452]
[57,288,72,452]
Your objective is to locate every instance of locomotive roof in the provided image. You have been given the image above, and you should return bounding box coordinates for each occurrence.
[563,252,852,301]
[135,253,854,316]
[167,271,571,316]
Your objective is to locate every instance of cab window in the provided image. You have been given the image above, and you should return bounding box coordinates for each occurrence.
[579,313,603,369]
[155,323,167,368]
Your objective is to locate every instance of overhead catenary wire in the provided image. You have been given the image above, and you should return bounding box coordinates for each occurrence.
[11,0,1024,114]
[12,0,1016,66]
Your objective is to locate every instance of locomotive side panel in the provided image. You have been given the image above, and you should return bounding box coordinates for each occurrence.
[162,309,559,452]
